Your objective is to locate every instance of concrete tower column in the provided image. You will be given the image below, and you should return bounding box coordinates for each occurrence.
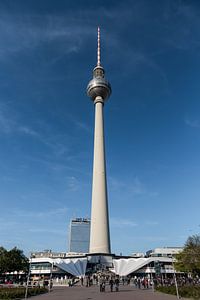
[90,96,110,253]
[87,28,112,254]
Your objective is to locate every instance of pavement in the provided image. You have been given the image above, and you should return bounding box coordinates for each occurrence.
[26,285,188,300]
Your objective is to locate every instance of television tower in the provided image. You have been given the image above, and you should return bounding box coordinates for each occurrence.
[87,27,111,254]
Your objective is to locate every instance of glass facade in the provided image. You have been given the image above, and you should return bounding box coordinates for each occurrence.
[69,218,90,253]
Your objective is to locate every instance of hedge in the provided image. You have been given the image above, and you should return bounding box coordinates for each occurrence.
[0,287,48,299]
[156,285,200,299]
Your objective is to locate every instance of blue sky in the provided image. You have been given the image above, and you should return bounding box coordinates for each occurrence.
[0,0,200,256]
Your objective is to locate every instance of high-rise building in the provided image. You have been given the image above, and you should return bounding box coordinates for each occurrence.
[87,28,111,254]
[68,218,90,253]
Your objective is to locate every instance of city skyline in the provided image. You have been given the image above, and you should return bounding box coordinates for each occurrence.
[0,0,200,256]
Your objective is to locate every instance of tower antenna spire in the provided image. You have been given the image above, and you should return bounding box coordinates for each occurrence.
[97,26,101,67]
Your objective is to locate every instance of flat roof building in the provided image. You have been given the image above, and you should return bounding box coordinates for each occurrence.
[146,247,183,257]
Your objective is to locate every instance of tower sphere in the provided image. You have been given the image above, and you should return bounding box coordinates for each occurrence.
[87,66,111,102]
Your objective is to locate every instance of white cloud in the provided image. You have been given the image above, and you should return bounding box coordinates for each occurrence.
[0,13,94,60]
[137,235,169,242]
[0,104,16,133]
[185,118,200,128]
[131,177,146,195]
[145,221,159,226]
[73,120,92,134]
[109,176,146,196]
[18,126,40,137]
[14,207,68,218]
[111,217,138,228]
[66,176,79,192]
[0,218,18,231]
[28,228,66,236]
[0,103,40,137]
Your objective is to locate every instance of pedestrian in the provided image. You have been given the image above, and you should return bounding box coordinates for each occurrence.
[99,276,103,292]
[102,280,105,292]
[137,278,141,289]
[115,277,119,292]
[81,276,84,286]
[86,276,90,287]
[109,278,114,292]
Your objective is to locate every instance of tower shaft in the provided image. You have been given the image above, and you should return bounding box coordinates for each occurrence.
[90,96,111,253]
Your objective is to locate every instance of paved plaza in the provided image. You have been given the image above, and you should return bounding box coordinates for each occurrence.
[27,285,187,300]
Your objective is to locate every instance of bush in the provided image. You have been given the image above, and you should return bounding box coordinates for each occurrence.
[0,287,48,299]
[156,285,200,299]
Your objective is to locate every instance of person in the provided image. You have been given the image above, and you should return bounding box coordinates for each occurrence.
[50,279,53,289]
[86,276,90,287]
[102,280,105,292]
[109,278,114,292]
[81,276,84,286]
[68,279,72,287]
[99,276,106,292]
[99,276,103,292]
[137,278,141,289]
[115,277,119,292]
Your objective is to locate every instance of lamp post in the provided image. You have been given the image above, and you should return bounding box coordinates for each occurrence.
[49,261,53,292]
[170,256,180,299]
[25,258,31,299]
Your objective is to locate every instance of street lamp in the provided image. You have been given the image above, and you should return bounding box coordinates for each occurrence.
[49,261,53,293]
[25,258,31,299]
[170,256,180,299]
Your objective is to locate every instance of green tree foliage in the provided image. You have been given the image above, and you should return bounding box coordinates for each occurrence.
[175,235,200,275]
[0,247,7,274]
[0,246,29,274]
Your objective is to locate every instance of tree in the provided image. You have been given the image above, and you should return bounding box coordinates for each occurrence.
[0,247,29,274]
[175,235,200,276]
[7,247,29,273]
[0,247,7,274]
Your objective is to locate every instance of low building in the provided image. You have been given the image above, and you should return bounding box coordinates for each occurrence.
[146,247,183,258]
[29,246,184,279]
[130,252,145,258]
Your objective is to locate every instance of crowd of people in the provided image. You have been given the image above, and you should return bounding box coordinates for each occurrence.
[80,273,120,292]
[77,273,200,292]
[78,273,153,292]
[154,275,200,287]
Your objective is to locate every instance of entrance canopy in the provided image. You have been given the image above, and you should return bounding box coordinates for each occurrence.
[31,257,87,277]
[53,258,87,277]
[113,257,172,276]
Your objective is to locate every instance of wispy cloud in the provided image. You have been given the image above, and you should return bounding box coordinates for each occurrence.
[66,176,79,192]
[14,207,68,218]
[109,176,146,196]
[0,218,18,232]
[145,221,159,226]
[111,217,138,228]
[0,103,72,161]
[0,103,40,136]
[0,104,16,133]
[131,177,146,195]
[185,118,200,128]
[73,120,92,134]
[18,126,39,136]
[28,228,66,236]
[137,235,169,242]
[0,13,94,61]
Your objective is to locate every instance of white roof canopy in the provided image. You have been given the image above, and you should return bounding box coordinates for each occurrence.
[113,257,173,276]
[31,257,87,277]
